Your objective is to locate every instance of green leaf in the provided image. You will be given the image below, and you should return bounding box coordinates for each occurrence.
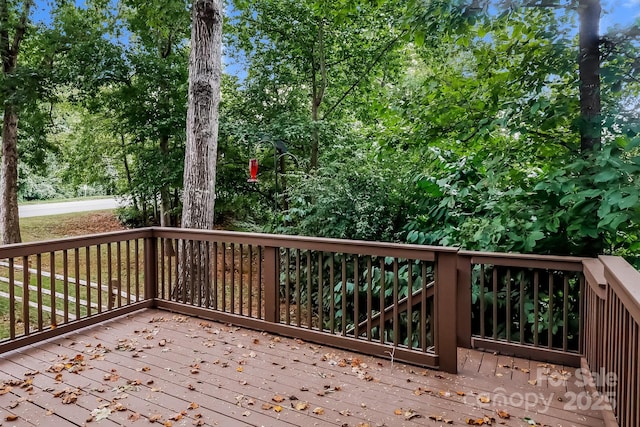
[593,170,618,183]
[619,194,639,210]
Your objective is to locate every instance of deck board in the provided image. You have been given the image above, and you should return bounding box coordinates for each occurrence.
[0,309,605,426]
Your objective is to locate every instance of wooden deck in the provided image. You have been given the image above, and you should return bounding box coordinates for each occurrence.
[0,309,604,427]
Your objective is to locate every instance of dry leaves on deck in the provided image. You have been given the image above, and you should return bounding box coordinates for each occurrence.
[466,415,497,425]
[429,414,453,424]
[47,354,86,374]
[52,387,82,404]
[496,409,510,419]
[394,408,422,420]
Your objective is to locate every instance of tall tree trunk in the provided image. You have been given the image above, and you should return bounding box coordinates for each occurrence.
[578,0,603,257]
[176,0,223,303]
[0,0,32,244]
[578,0,601,152]
[181,0,222,230]
[1,106,21,244]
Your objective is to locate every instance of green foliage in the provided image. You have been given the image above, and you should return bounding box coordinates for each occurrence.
[534,141,640,257]
[406,146,550,253]
[279,250,435,347]
[281,150,410,241]
[470,266,581,350]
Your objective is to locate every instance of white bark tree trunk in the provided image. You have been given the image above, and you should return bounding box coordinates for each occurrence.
[176,0,222,304]
[181,0,223,230]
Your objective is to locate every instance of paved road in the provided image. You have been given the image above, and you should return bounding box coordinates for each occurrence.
[19,198,120,218]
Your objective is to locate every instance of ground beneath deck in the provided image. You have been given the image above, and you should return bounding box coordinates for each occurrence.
[0,309,603,426]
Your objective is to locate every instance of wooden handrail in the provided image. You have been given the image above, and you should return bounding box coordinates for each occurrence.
[459,249,585,271]
[582,258,607,299]
[0,228,152,258]
[600,255,640,324]
[151,227,455,260]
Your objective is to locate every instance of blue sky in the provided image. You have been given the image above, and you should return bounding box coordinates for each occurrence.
[602,0,640,30]
[31,0,639,33]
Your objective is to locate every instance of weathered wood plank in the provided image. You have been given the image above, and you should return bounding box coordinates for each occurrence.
[0,309,605,427]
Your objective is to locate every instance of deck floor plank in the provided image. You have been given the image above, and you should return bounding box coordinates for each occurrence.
[0,309,605,427]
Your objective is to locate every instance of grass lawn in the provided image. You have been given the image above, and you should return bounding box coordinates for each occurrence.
[20,210,125,242]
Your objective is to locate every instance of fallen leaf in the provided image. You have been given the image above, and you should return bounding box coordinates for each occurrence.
[0,385,13,395]
[496,409,510,419]
[404,410,421,420]
[128,412,141,421]
[528,379,537,385]
[272,395,285,403]
[164,421,173,427]
[189,402,199,410]
[261,403,273,410]
[236,366,243,372]
[242,410,251,417]
[170,412,185,421]
[91,407,111,421]
[484,415,496,424]
[62,393,78,404]
[479,395,491,403]
[5,414,18,421]
[149,414,162,422]
[394,409,403,415]
[457,391,466,396]
[293,401,309,411]
[312,407,325,415]
[273,405,283,412]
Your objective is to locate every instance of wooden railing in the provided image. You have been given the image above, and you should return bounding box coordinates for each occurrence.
[458,251,585,366]
[0,229,154,353]
[152,228,459,373]
[583,256,640,427]
[0,227,637,426]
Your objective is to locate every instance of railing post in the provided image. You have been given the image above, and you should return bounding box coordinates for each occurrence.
[436,251,458,374]
[144,235,158,303]
[263,246,280,323]
[457,254,472,348]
